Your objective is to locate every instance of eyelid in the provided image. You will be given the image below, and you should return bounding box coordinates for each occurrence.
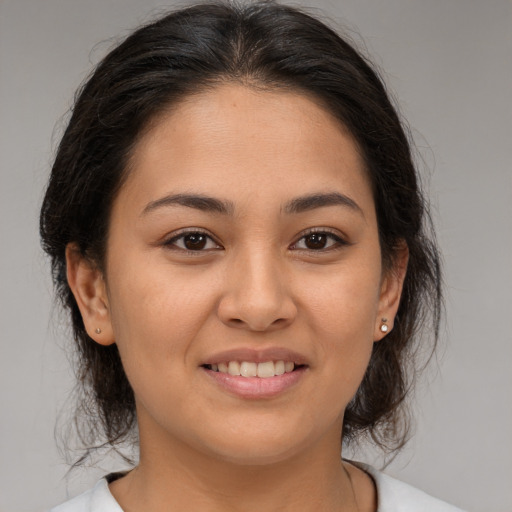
[160,227,348,253]
[163,228,223,252]
[290,228,349,251]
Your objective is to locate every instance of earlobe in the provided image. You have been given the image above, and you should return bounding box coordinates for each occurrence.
[65,243,115,346]
[374,242,409,341]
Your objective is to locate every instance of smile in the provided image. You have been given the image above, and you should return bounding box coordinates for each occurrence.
[204,360,297,378]
[201,348,309,398]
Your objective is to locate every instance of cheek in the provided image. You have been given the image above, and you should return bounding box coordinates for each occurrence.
[104,272,221,425]
[299,261,381,338]
[296,262,381,394]
[105,260,216,377]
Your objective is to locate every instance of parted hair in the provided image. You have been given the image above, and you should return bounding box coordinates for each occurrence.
[40,0,442,459]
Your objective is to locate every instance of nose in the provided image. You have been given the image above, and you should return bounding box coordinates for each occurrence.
[217,250,297,332]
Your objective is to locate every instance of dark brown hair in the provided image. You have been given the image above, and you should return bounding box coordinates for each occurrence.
[40,0,441,460]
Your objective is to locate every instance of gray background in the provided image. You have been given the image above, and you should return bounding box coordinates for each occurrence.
[1,0,511,511]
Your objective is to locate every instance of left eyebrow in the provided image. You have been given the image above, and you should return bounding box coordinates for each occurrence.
[283,192,364,217]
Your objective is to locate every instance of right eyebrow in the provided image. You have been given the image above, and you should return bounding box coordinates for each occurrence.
[141,193,234,217]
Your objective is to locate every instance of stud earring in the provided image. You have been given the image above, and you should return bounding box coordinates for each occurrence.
[380,318,389,333]
[95,328,102,334]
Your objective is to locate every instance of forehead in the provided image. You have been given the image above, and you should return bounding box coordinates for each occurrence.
[120,83,373,216]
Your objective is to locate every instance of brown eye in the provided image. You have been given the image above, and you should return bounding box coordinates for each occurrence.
[304,233,328,249]
[292,231,346,251]
[183,233,207,250]
[165,231,220,252]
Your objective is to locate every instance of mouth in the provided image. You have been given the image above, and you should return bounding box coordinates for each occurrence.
[200,348,309,398]
[200,349,309,399]
[202,360,307,378]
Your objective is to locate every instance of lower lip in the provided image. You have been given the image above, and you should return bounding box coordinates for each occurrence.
[203,367,307,399]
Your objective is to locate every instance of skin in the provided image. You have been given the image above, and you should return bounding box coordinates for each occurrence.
[67,84,408,512]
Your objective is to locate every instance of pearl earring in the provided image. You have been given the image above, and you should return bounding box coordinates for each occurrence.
[380,318,388,333]
[95,328,102,334]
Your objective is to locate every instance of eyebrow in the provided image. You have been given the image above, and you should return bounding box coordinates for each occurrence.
[141,191,363,217]
[283,192,363,216]
[141,193,234,216]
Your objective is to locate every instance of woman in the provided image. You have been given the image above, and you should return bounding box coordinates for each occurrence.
[41,1,463,510]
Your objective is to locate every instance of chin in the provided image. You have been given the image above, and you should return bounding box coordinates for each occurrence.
[195,423,318,467]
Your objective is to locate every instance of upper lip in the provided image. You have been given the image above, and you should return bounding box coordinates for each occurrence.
[201,347,309,366]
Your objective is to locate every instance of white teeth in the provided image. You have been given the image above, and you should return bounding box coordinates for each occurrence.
[228,361,240,376]
[257,361,275,378]
[274,360,285,375]
[211,360,297,378]
[240,361,257,377]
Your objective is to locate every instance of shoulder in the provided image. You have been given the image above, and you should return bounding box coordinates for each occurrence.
[359,463,466,512]
[49,479,123,512]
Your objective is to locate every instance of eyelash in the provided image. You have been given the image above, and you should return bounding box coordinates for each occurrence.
[290,229,348,252]
[163,229,221,254]
[162,228,348,254]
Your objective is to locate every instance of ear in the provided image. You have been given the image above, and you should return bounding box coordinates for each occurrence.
[66,243,115,346]
[374,241,409,341]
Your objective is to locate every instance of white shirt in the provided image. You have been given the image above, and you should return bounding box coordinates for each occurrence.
[49,466,465,512]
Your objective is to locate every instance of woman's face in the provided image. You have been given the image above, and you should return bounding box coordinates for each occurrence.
[72,84,405,465]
